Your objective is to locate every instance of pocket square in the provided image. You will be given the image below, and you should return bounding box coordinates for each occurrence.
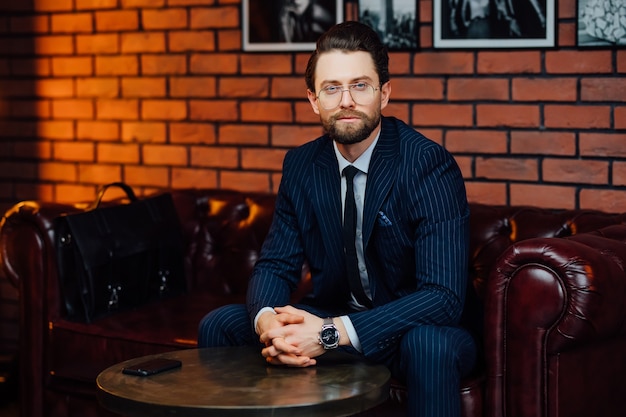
[377,211,393,226]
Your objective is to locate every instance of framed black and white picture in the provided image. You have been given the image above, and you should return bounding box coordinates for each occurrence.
[433,0,556,49]
[577,0,626,47]
[358,0,419,50]
[243,0,344,51]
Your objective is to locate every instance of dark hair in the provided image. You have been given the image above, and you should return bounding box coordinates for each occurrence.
[304,21,389,92]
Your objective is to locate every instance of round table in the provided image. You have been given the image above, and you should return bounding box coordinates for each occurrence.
[96,346,390,417]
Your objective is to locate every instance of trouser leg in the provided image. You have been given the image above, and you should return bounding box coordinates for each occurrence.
[197,304,258,347]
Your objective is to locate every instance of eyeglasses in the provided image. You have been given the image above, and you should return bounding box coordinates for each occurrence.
[315,82,379,110]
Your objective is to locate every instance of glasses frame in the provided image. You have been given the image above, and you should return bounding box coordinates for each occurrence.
[315,82,380,110]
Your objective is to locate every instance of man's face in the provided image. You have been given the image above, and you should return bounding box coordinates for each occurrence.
[307,51,390,145]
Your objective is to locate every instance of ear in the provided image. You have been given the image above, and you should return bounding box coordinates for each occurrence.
[307,89,321,115]
[380,81,391,110]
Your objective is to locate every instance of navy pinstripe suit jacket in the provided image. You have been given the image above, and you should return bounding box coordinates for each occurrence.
[247,116,470,361]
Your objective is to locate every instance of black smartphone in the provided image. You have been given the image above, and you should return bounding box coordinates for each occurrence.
[122,358,182,376]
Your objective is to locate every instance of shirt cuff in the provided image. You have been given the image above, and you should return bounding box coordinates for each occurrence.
[253,307,276,335]
[339,315,362,352]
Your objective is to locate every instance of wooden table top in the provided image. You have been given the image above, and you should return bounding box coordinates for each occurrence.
[96,346,390,417]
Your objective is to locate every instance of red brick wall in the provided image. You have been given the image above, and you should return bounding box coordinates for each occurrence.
[0,0,624,213]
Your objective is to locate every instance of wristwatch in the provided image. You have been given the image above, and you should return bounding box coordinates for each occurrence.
[318,317,340,350]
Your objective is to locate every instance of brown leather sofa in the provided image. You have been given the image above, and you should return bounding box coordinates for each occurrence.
[2,188,626,417]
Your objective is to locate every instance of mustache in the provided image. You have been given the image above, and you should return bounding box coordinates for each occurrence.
[331,110,368,121]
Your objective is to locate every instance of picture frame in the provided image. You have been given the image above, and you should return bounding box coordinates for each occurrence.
[357,0,419,50]
[433,0,556,49]
[576,0,626,47]
[242,0,344,52]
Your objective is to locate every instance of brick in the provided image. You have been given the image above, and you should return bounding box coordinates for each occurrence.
[98,143,140,164]
[36,79,74,98]
[383,102,409,123]
[477,51,541,74]
[388,52,411,75]
[0,79,35,97]
[169,31,216,52]
[97,99,139,120]
[0,121,36,138]
[580,132,626,158]
[37,121,74,139]
[96,56,139,76]
[241,101,292,123]
[242,148,286,170]
[618,50,626,73]
[546,51,612,74]
[510,184,576,209]
[220,77,269,98]
[95,10,139,32]
[9,99,51,119]
[579,189,626,212]
[581,78,626,102]
[190,53,238,74]
[270,172,282,193]
[122,122,167,142]
[53,141,95,162]
[77,121,119,141]
[190,146,238,168]
[616,107,626,129]
[613,161,626,186]
[141,55,187,74]
[512,78,577,102]
[543,158,607,184]
[13,140,51,159]
[445,130,508,153]
[190,6,239,28]
[10,15,49,33]
[52,57,93,76]
[217,29,242,51]
[123,165,169,187]
[168,0,217,5]
[169,122,216,144]
[511,131,576,156]
[453,155,472,178]
[121,77,166,97]
[189,99,239,121]
[463,181,508,205]
[15,183,54,202]
[558,22,576,47]
[76,77,119,98]
[76,34,119,54]
[10,58,51,76]
[121,0,166,7]
[241,54,292,74]
[270,77,304,99]
[121,32,166,53]
[218,124,268,145]
[142,100,187,120]
[477,104,539,128]
[51,13,93,33]
[412,104,473,127]
[143,144,188,165]
[142,8,187,30]
[76,0,118,10]
[35,35,74,54]
[271,125,322,147]
[52,99,94,119]
[38,162,77,182]
[172,167,218,188]
[413,52,474,74]
[544,105,611,129]
[389,77,445,100]
[0,161,37,180]
[170,76,216,98]
[220,171,270,192]
[475,157,538,181]
[448,78,508,101]
[294,101,321,124]
[33,0,73,11]
[54,184,99,204]
[78,163,123,184]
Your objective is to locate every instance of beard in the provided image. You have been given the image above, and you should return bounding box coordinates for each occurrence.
[321,108,381,145]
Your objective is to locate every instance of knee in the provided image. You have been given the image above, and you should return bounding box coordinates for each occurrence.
[401,325,475,366]
[197,304,251,347]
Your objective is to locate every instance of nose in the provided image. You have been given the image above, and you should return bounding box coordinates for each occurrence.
[338,88,356,108]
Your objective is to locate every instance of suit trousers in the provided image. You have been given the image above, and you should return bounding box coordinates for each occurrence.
[198,304,476,417]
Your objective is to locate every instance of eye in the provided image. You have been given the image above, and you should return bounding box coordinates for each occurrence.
[323,85,341,95]
[350,83,368,91]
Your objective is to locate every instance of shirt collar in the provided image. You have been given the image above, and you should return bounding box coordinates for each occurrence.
[333,130,381,175]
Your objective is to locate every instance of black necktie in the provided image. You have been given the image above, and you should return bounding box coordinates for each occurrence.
[342,165,372,308]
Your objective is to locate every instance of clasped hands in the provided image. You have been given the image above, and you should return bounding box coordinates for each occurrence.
[257,306,340,367]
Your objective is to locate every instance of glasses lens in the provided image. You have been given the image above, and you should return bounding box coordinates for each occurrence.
[318,84,375,110]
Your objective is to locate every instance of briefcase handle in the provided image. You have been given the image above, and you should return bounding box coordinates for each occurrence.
[88,182,138,211]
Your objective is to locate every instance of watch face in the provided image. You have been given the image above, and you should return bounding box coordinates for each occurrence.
[320,327,338,345]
